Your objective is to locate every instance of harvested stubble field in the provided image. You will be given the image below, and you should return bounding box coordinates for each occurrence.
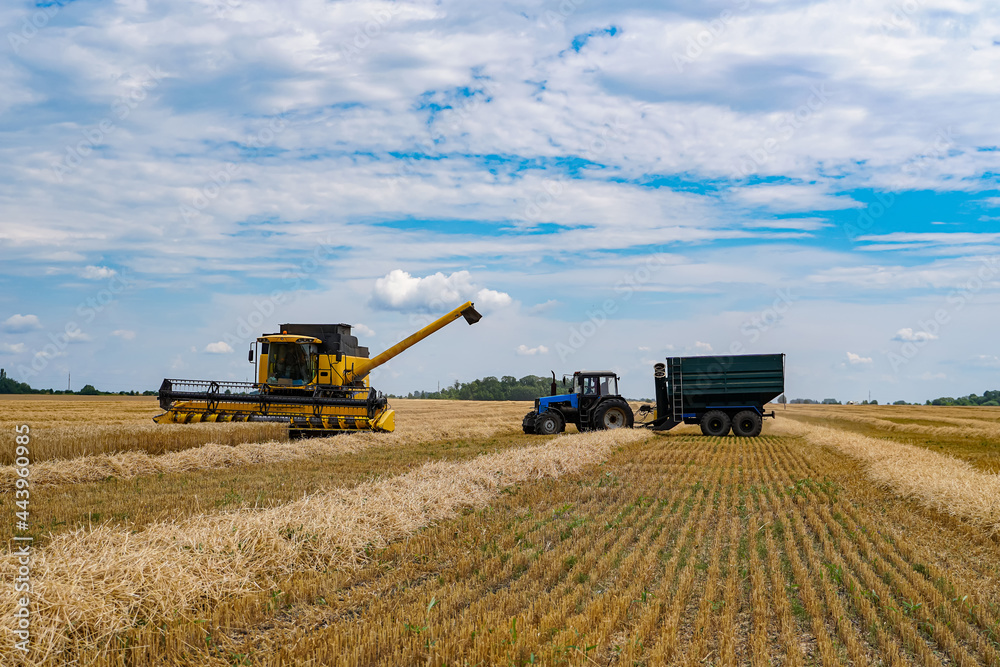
[2,399,999,666]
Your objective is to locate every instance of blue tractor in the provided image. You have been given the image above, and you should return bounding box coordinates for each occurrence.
[522,371,634,435]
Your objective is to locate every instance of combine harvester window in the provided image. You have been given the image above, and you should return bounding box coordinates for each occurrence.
[268,343,314,386]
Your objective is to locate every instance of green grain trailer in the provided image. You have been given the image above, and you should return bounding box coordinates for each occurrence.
[643,354,785,437]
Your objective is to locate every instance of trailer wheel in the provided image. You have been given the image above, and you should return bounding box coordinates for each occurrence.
[522,411,537,434]
[594,399,634,430]
[700,410,731,437]
[534,410,564,435]
[732,410,762,437]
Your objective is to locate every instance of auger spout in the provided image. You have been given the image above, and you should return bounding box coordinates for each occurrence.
[346,301,482,383]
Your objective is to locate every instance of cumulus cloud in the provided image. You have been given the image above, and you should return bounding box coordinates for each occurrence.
[3,314,41,333]
[0,342,26,354]
[111,329,136,340]
[370,270,512,313]
[352,323,375,337]
[892,327,938,342]
[847,352,873,365]
[81,265,117,279]
[204,341,234,354]
[516,344,549,356]
[694,341,713,353]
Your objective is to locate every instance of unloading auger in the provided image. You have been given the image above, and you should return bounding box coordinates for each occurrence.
[153,301,482,436]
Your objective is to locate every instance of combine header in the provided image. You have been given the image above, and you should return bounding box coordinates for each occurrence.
[154,301,482,436]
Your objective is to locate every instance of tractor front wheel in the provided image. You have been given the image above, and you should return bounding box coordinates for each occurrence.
[522,411,537,434]
[534,410,565,435]
[594,399,634,430]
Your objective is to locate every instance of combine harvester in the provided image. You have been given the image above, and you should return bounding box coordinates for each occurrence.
[524,353,785,437]
[155,301,482,436]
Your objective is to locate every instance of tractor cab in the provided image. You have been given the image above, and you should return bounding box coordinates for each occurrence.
[570,371,618,399]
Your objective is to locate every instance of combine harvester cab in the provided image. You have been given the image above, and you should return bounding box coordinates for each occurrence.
[641,353,785,437]
[154,301,482,436]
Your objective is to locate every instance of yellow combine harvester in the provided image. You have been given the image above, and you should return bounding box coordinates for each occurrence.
[154,301,482,436]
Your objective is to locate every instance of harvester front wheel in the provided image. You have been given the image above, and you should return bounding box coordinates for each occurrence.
[732,410,762,437]
[700,410,731,437]
[594,399,634,430]
[522,411,537,434]
[534,410,565,435]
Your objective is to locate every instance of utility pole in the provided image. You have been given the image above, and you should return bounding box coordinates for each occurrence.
[68,371,71,392]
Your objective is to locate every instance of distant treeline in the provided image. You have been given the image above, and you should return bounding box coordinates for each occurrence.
[0,369,156,396]
[390,375,555,401]
[788,390,1000,407]
[926,390,1000,406]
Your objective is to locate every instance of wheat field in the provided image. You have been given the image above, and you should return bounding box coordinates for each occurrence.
[1,398,999,665]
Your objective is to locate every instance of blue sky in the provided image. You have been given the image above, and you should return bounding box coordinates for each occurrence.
[1,0,998,402]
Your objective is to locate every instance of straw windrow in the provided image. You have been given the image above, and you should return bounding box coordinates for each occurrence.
[0,410,519,489]
[0,428,648,660]
[773,418,1000,530]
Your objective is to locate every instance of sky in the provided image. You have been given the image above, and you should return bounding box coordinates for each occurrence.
[0,0,998,403]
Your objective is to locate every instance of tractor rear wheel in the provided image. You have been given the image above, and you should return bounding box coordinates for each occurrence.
[700,410,731,437]
[594,399,634,430]
[522,411,537,434]
[534,410,565,435]
[732,410,762,437]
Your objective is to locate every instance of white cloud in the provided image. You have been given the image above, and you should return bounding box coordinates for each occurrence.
[694,341,713,353]
[371,269,511,313]
[475,287,513,310]
[516,344,548,356]
[746,218,831,231]
[892,327,938,342]
[527,299,559,315]
[919,372,946,380]
[0,342,26,354]
[81,265,117,279]
[847,352,873,365]
[731,185,864,213]
[66,329,90,343]
[972,354,1000,368]
[204,341,234,354]
[2,314,41,333]
[111,329,136,340]
[352,323,375,337]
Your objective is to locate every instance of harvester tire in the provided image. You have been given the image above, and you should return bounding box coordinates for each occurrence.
[594,399,634,430]
[732,410,762,437]
[700,410,731,437]
[534,410,564,435]
[522,411,537,434]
